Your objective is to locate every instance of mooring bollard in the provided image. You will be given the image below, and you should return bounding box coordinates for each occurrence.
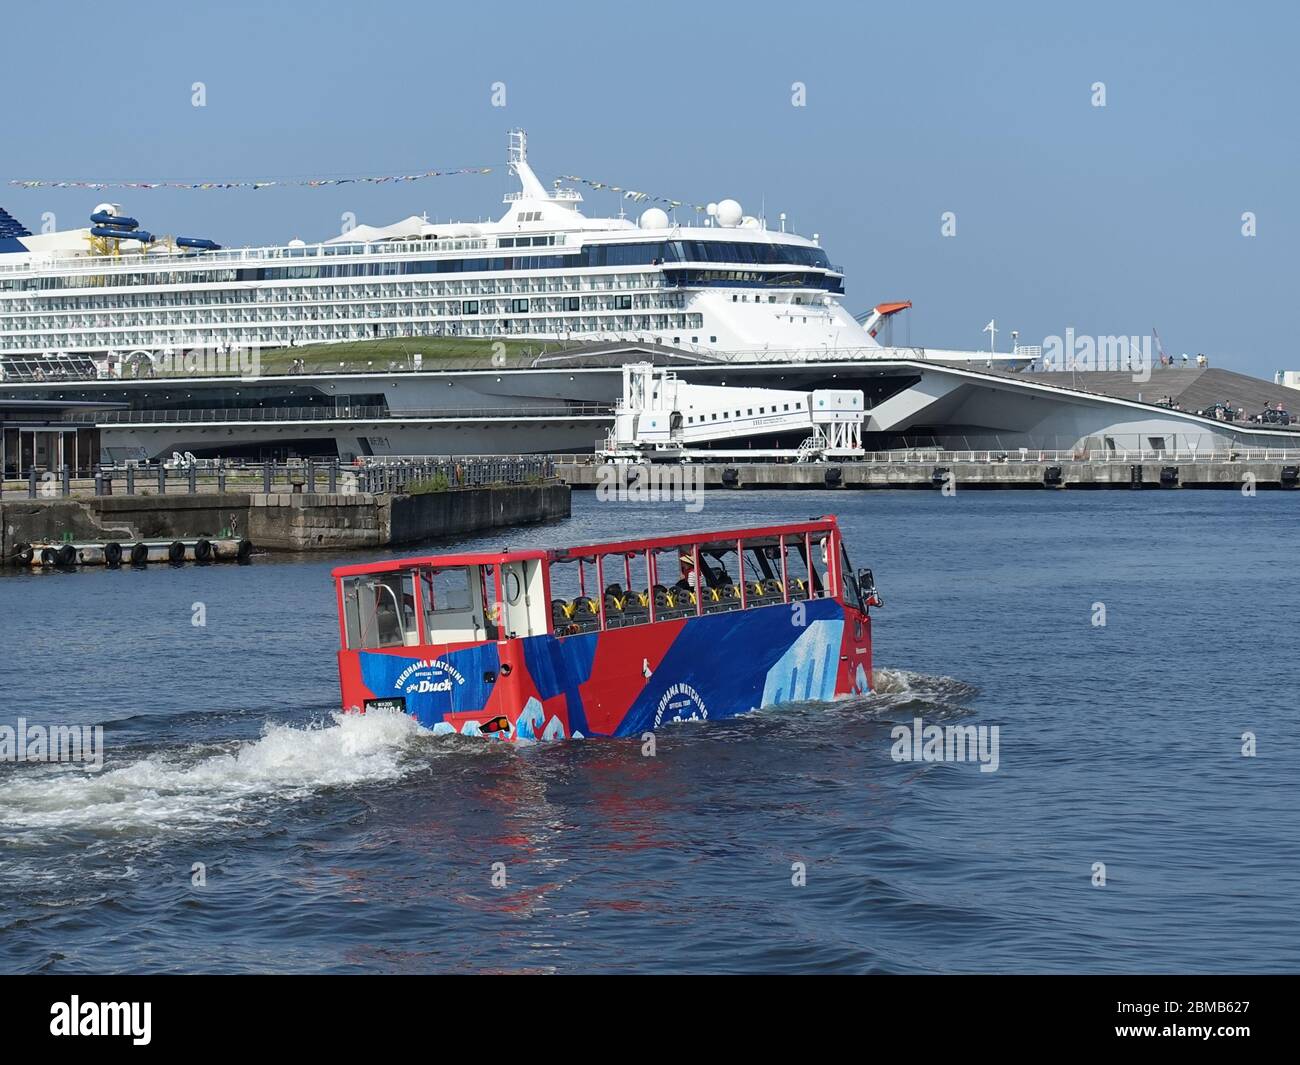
[94,470,105,495]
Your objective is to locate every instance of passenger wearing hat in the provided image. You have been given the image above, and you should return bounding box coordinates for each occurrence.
[676,554,699,592]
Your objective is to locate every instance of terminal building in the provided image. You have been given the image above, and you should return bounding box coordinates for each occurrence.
[1,345,1297,467]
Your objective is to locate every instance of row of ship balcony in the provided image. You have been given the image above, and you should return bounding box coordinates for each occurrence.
[3,276,668,309]
[0,275,673,307]
[6,297,689,330]
[0,235,533,276]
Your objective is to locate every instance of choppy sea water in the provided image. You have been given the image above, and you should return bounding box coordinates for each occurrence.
[1,490,1298,974]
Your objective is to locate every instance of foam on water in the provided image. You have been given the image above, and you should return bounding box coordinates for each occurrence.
[872,667,977,700]
[0,708,428,840]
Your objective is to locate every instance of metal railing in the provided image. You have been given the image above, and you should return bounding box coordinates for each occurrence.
[0,234,528,277]
[554,447,1300,465]
[355,456,554,494]
[0,456,556,499]
[844,447,1300,464]
[0,335,656,382]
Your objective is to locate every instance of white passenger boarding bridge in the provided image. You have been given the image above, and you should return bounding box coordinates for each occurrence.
[600,363,864,462]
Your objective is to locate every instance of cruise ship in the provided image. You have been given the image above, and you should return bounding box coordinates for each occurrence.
[5,131,1297,471]
[0,130,866,359]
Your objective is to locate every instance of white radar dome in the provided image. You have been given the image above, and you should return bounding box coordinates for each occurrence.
[740,215,760,229]
[288,238,306,248]
[638,207,669,229]
[715,199,743,227]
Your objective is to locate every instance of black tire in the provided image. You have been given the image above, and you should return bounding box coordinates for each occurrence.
[13,543,32,566]
[104,542,123,568]
[130,542,150,566]
[236,539,253,563]
[194,538,212,563]
[55,544,77,567]
[40,547,56,567]
[168,540,186,564]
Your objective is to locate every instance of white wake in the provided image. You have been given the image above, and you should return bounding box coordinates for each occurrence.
[0,708,428,838]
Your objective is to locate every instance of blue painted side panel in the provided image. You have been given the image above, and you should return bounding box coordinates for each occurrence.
[613,598,844,736]
[348,597,865,740]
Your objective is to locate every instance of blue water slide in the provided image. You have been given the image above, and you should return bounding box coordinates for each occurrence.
[90,211,140,229]
[176,236,222,250]
[91,226,155,243]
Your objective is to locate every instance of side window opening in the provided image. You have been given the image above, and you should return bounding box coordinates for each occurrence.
[840,545,863,611]
[548,556,599,636]
[479,566,500,641]
[692,542,742,612]
[600,551,652,630]
[742,538,787,604]
[783,539,822,600]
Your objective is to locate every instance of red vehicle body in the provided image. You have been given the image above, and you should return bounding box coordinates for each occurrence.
[332,516,879,741]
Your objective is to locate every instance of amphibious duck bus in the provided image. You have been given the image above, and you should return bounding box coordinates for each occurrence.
[332,516,879,741]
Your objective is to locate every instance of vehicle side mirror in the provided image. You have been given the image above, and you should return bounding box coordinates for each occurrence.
[857,568,882,608]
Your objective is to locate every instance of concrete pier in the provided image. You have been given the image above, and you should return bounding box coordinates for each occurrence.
[556,459,1300,491]
[1,481,570,561]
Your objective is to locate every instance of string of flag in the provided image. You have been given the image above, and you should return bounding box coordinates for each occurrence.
[6,166,710,216]
[559,175,710,215]
[7,166,494,191]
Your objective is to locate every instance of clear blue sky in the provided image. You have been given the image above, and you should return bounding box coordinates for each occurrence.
[5,0,1296,377]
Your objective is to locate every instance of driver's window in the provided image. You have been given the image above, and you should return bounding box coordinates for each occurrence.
[344,572,418,649]
[421,566,472,626]
[417,565,485,645]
